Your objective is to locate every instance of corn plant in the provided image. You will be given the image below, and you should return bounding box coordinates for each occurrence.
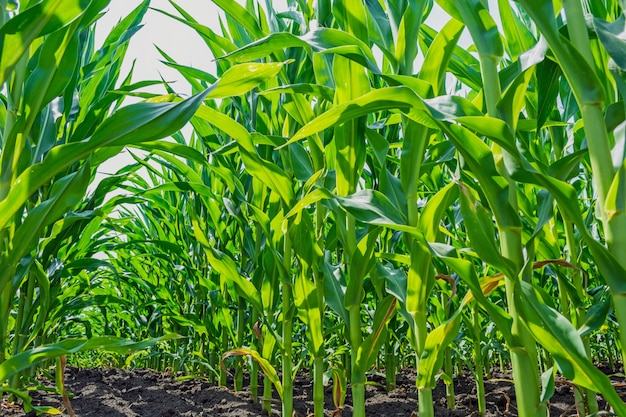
[5,0,626,416]
[0,0,260,409]
[134,0,626,416]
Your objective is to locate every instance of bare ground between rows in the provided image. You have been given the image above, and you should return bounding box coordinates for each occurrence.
[2,365,625,417]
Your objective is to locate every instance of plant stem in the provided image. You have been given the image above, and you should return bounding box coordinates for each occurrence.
[481,53,546,417]
[563,218,599,415]
[501,231,546,417]
[580,105,615,215]
[470,303,486,416]
[263,375,272,415]
[220,324,228,387]
[282,232,293,417]
[401,119,435,417]
[9,274,35,392]
[351,372,366,417]
[348,300,364,417]
[562,0,595,73]
[234,297,245,392]
[0,53,27,373]
[385,316,397,392]
[480,56,501,118]
[313,265,325,417]
[414,307,433,417]
[313,356,325,417]
[250,311,259,403]
[441,291,455,410]
[444,348,455,409]
[562,0,626,363]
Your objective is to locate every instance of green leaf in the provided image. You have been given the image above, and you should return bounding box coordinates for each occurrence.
[497,66,534,132]
[453,115,517,154]
[419,18,465,94]
[420,24,482,91]
[535,58,562,132]
[438,122,520,231]
[1,386,63,415]
[4,164,90,285]
[364,0,392,51]
[345,228,379,310]
[0,0,99,86]
[592,15,626,71]
[394,0,428,75]
[429,244,514,345]
[156,4,235,57]
[321,258,349,324]
[355,295,396,371]
[286,87,435,149]
[498,0,535,59]
[206,247,264,313]
[605,162,626,222]
[0,335,177,383]
[448,0,503,58]
[540,367,555,405]
[495,141,626,295]
[207,61,292,99]
[419,182,458,242]
[258,83,335,102]
[518,281,626,414]
[378,167,407,219]
[285,188,334,220]
[416,310,462,389]
[336,190,406,227]
[23,25,80,119]
[221,28,380,73]
[288,142,315,182]
[458,182,515,277]
[577,296,611,338]
[424,95,483,120]
[515,0,604,106]
[134,141,209,166]
[406,238,434,316]
[195,105,295,205]
[0,90,211,231]
[376,262,407,304]
[209,0,265,39]
[23,262,52,348]
[293,270,324,356]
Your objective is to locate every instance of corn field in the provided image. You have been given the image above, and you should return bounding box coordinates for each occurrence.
[1,0,626,416]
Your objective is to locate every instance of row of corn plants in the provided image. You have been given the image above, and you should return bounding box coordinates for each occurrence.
[3,0,626,416]
[0,0,297,413]
[0,1,203,409]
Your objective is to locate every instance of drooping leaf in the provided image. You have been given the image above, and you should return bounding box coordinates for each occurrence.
[518,281,626,415]
[222,348,283,399]
[0,335,178,383]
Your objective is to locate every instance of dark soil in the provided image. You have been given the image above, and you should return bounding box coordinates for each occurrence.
[2,365,625,416]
